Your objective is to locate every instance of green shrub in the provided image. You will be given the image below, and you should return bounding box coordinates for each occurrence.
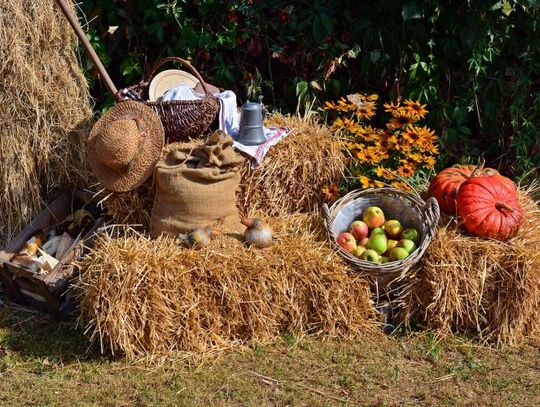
[79,0,540,180]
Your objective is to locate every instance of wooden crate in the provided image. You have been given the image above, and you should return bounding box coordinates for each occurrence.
[0,190,105,318]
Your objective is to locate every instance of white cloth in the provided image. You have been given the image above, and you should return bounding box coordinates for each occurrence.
[233,127,290,169]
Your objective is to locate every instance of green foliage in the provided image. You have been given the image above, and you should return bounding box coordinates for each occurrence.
[79,0,540,180]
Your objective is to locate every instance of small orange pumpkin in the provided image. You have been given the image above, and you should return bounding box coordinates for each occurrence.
[456,172,522,241]
[428,164,499,215]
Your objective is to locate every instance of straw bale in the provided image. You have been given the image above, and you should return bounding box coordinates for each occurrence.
[104,117,345,229]
[0,1,93,245]
[75,214,376,358]
[399,185,540,345]
[238,113,345,216]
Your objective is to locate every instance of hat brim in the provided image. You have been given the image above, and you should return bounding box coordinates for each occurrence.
[87,101,164,192]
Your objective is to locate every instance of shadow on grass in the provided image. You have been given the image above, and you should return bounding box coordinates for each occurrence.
[0,303,109,363]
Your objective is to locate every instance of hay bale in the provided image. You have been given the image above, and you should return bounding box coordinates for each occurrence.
[104,118,344,229]
[238,113,345,216]
[399,185,540,345]
[0,1,93,245]
[101,180,155,228]
[76,214,376,358]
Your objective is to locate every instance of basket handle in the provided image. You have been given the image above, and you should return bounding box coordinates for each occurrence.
[143,56,211,95]
[322,203,332,228]
[424,197,441,231]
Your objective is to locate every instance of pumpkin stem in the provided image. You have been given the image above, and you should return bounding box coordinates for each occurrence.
[470,156,486,178]
[495,202,514,212]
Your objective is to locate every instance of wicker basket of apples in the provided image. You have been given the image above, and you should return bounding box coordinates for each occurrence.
[323,187,440,286]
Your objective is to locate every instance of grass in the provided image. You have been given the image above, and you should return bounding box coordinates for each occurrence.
[0,307,539,406]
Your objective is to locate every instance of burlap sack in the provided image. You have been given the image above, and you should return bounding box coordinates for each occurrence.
[151,132,245,237]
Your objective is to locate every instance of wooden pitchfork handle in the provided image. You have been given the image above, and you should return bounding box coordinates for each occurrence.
[55,0,118,96]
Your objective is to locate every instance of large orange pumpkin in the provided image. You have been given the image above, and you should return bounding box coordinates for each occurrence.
[456,174,522,241]
[428,164,499,215]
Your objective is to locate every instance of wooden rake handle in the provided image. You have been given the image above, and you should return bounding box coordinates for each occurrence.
[55,0,118,96]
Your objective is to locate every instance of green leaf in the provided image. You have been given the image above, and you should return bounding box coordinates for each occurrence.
[296,80,308,97]
[459,126,472,135]
[453,106,468,126]
[402,3,424,20]
[370,49,381,63]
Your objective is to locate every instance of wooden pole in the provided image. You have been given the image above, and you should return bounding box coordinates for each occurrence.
[55,0,118,96]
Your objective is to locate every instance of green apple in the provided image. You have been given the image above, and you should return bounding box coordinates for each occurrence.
[370,227,386,237]
[401,228,420,244]
[398,239,417,254]
[384,220,403,239]
[351,246,367,258]
[368,234,388,255]
[363,206,385,229]
[385,239,398,254]
[380,256,390,264]
[361,249,381,263]
[390,247,409,261]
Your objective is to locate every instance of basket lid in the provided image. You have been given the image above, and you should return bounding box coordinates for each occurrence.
[148,69,200,102]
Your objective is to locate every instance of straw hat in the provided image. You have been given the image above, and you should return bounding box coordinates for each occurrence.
[148,69,200,101]
[87,101,164,192]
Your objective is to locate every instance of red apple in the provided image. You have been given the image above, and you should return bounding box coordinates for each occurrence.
[349,220,369,240]
[363,206,385,229]
[336,232,357,253]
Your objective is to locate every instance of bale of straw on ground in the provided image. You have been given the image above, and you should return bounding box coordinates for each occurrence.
[399,186,540,346]
[75,214,376,358]
[0,1,93,246]
[238,114,346,216]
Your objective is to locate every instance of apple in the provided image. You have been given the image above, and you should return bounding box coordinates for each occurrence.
[349,220,369,240]
[401,228,420,244]
[390,247,409,261]
[351,246,367,258]
[398,239,416,254]
[370,227,386,237]
[336,232,357,253]
[384,220,402,239]
[380,256,390,264]
[361,249,381,263]
[363,206,385,229]
[368,234,388,255]
[359,237,369,247]
[385,239,398,254]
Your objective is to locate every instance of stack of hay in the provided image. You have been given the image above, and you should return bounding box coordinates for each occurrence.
[238,114,346,216]
[76,214,376,358]
[399,186,540,345]
[104,113,346,228]
[0,0,92,246]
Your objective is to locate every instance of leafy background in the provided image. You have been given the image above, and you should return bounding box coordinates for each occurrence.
[79,0,540,181]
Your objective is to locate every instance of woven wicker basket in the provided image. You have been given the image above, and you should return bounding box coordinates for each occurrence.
[323,187,440,287]
[115,57,219,142]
